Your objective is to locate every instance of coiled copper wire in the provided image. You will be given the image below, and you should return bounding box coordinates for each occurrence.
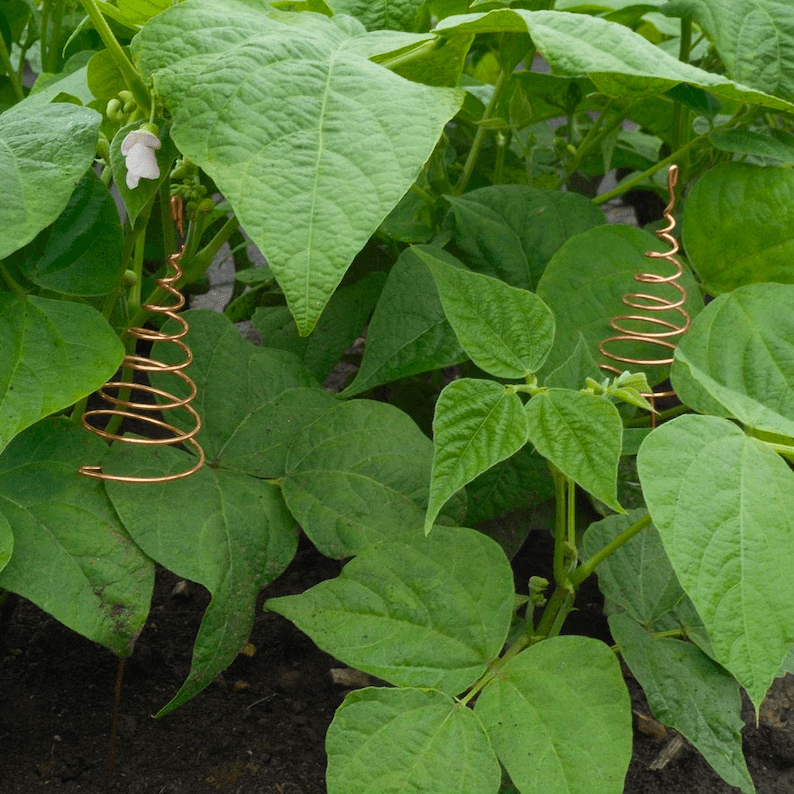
[599,164,691,401]
[79,196,205,482]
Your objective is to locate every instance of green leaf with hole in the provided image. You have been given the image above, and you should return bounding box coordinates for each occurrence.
[435,8,794,111]
[525,388,624,513]
[0,295,124,455]
[537,224,703,385]
[664,0,794,102]
[0,101,100,259]
[638,414,794,710]
[475,635,631,794]
[672,283,794,438]
[326,687,500,794]
[682,164,794,294]
[0,419,154,656]
[610,613,754,794]
[282,399,439,557]
[133,2,463,334]
[341,247,466,397]
[104,443,298,716]
[426,379,528,533]
[418,249,555,379]
[8,169,124,296]
[268,525,513,693]
[447,185,606,291]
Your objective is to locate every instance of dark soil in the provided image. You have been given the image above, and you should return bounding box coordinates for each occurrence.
[2,534,794,794]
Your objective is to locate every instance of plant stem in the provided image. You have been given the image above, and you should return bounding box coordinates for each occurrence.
[671,18,693,174]
[453,67,509,195]
[0,35,24,101]
[0,261,25,294]
[592,135,704,205]
[625,403,689,427]
[570,512,652,587]
[78,0,151,113]
[551,466,567,586]
[556,100,619,189]
[43,0,65,73]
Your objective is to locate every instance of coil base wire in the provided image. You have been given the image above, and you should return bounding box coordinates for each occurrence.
[598,165,691,410]
[79,197,205,483]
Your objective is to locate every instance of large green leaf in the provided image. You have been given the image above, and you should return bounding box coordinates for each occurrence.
[281,398,439,557]
[104,443,298,716]
[0,101,100,259]
[447,185,606,291]
[0,419,154,656]
[426,379,529,533]
[0,294,125,455]
[268,526,513,693]
[149,309,322,471]
[326,687,500,794]
[418,249,555,379]
[682,164,794,294]
[341,247,466,397]
[132,2,463,334]
[435,9,794,111]
[637,414,794,709]
[610,614,754,794]
[583,510,709,648]
[672,283,794,438]
[325,0,426,30]
[8,168,124,296]
[536,224,703,384]
[475,635,632,794]
[525,388,624,512]
[664,0,794,102]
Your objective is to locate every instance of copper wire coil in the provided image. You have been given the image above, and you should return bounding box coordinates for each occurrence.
[599,165,691,400]
[79,197,205,483]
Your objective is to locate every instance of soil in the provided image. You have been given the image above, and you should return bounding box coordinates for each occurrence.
[2,532,794,794]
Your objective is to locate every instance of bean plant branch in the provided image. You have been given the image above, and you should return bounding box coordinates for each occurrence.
[0,35,24,101]
[79,0,151,113]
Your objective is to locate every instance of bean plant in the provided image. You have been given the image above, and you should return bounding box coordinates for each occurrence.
[2,1,794,791]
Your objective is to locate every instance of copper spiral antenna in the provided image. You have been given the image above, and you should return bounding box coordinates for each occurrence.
[79,196,205,482]
[599,165,691,405]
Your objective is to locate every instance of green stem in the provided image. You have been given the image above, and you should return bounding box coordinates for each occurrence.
[551,466,567,586]
[671,18,693,173]
[79,0,151,113]
[556,100,619,189]
[453,67,509,195]
[592,136,704,206]
[570,512,652,587]
[0,35,24,101]
[44,0,65,73]
[625,403,689,427]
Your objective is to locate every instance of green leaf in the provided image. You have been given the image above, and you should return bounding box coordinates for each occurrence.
[149,310,320,470]
[475,635,632,794]
[325,0,426,30]
[637,414,794,709]
[8,169,124,296]
[426,379,529,533]
[109,120,179,226]
[132,2,463,334]
[104,443,298,715]
[0,509,11,574]
[447,185,606,291]
[544,333,602,390]
[341,247,466,397]
[281,398,438,557]
[435,8,794,111]
[536,224,703,385]
[252,271,384,383]
[610,614,754,794]
[583,509,710,649]
[0,419,154,656]
[268,526,513,693]
[0,295,124,455]
[326,687,500,794]
[0,101,100,259]
[709,129,794,163]
[525,388,624,512]
[682,163,794,294]
[87,47,128,101]
[418,249,555,379]
[664,0,794,102]
[672,283,794,438]
[116,0,172,24]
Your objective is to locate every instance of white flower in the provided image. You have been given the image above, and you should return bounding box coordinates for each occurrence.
[121,130,161,189]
